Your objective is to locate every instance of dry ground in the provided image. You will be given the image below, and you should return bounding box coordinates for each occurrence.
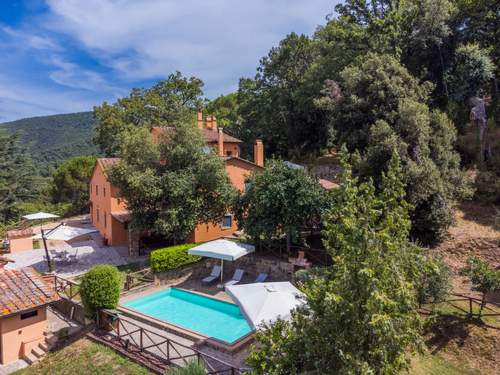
[422,201,500,374]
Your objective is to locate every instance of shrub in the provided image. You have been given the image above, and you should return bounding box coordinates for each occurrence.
[460,257,500,318]
[80,265,122,318]
[416,255,451,306]
[150,243,200,273]
[475,171,500,204]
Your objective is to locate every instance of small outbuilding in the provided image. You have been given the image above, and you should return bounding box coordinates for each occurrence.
[0,265,59,364]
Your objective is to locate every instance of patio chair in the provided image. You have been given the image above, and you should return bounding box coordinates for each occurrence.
[202,265,222,284]
[68,248,79,263]
[254,272,268,283]
[224,268,245,287]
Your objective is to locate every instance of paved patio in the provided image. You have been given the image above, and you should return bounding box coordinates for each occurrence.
[5,240,129,278]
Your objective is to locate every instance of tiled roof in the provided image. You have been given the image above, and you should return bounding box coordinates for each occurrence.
[151,126,242,143]
[97,158,121,170]
[111,211,131,223]
[201,128,242,143]
[319,178,339,190]
[7,228,33,239]
[223,156,264,169]
[0,267,59,318]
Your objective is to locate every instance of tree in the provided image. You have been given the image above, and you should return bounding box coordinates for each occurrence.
[416,254,451,307]
[204,93,240,131]
[460,257,500,318]
[248,152,423,374]
[318,53,471,245]
[446,44,495,162]
[80,265,121,318]
[50,155,97,214]
[234,160,325,252]
[0,130,41,225]
[237,33,328,159]
[108,120,235,243]
[94,72,204,156]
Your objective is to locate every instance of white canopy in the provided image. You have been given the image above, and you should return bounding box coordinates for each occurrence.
[226,282,305,329]
[33,224,97,241]
[22,212,60,220]
[188,239,255,261]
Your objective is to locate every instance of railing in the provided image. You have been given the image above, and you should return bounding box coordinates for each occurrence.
[53,275,81,302]
[95,310,248,374]
[420,293,500,329]
[124,268,154,291]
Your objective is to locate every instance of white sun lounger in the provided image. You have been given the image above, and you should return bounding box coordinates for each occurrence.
[202,265,222,284]
[254,272,268,283]
[224,268,245,287]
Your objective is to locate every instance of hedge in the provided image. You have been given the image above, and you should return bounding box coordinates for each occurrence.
[150,243,201,273]
[80,265,122,318]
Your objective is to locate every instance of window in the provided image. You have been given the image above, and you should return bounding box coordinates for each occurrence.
[90,184,92,194]
[103,187,106,197]
[104,211,107,228]
[221,214,232,229]
[21,310,38,320]
[226,150,233,156]
[96,185,99,195]
[244,181,252,192]
[96,208,100,223]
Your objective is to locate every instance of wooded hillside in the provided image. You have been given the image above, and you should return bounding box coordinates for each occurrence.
[0,111,98,175]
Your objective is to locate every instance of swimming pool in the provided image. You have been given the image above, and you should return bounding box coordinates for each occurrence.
[123,288,253,344]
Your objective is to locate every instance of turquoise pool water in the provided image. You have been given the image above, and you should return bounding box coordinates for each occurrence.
[123,288,252,344]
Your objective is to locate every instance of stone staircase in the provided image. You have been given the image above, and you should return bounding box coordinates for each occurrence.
[22,333,57,365]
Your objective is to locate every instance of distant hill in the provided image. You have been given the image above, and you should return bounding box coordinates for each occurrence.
[0,112,100,175]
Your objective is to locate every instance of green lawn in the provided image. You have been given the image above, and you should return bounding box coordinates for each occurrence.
[13,339,152,375]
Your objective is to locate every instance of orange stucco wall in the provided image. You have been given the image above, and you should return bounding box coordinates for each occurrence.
[0,307,47,364]
[8,237,33,253]
[190,158,262,242]
[90,156,262,246]
[89,162,128,246]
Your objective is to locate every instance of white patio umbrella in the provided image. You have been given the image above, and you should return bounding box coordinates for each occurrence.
[32,224,97,241]
[22,212,60,220]
[188,239,255,282]
[226,282,305,329]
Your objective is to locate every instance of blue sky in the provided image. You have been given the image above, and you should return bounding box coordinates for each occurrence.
[0,0,336,122]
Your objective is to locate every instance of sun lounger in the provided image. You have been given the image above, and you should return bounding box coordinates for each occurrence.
[254,272,268,283]
[202,265,222,284]
[224,268,245,287]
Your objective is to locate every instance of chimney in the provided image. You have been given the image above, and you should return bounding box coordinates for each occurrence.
[206,115,213,130]
[254,139,264,167]
[218,128,224,156]
[212,116,217,130]
[197,111,203,129]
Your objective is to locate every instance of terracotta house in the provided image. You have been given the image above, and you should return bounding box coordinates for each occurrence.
[6,229,34,253]
[89,112,264,253]
[0,263,59,364]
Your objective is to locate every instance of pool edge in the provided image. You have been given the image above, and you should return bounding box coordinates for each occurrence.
[118,288,255,354]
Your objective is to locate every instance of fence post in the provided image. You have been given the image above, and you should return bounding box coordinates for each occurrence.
[469,297,473,317]
[140,328,143,351]
[117,316,120,337]
[167,340,170,362]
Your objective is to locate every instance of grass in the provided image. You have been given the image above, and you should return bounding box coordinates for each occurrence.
[13,339,152,375]
[411,354,479,375]
[424,297,500,328]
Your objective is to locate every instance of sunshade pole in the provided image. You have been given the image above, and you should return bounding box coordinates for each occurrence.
[41,229,54,273]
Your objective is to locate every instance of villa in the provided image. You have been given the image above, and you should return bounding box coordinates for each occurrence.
[89,112,265,255]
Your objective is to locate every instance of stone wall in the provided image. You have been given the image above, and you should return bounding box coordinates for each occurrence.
[153,254,293,285]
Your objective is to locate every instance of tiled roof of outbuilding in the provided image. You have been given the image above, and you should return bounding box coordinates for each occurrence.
[0,267,59,318]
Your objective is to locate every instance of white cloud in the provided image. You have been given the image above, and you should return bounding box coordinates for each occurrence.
[0,25,61,51]
[44,0,337,95]
[0,74,104,122]
[46,56,122,92]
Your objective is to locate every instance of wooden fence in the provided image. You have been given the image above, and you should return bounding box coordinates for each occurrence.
[94,310,248,374]
[421,293,500,328]
[124,268,154,291]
